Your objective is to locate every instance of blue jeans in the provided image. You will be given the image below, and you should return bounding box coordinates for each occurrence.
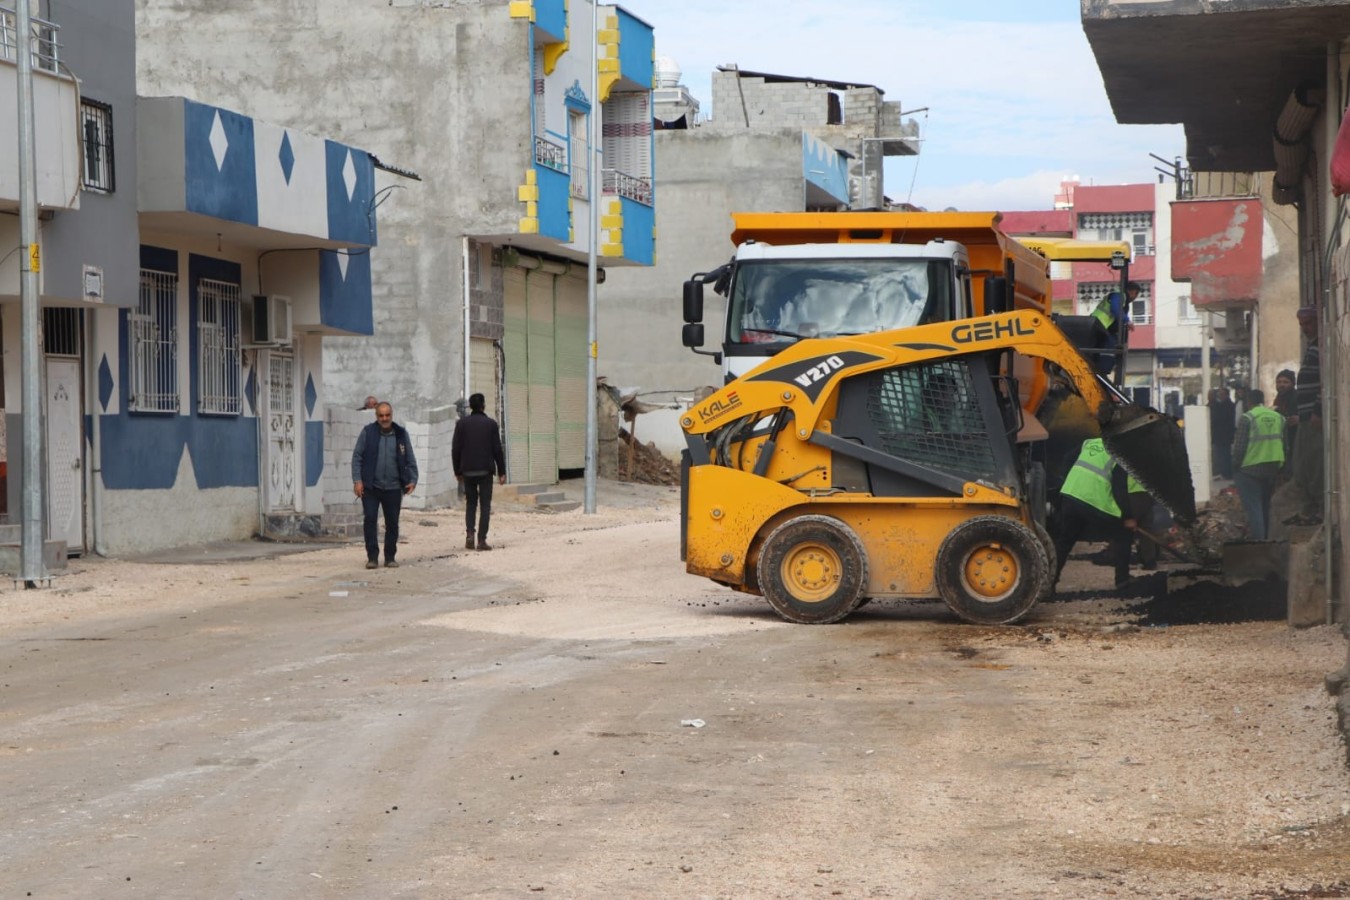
[1232,469,1273,540]
[362,486,403,562]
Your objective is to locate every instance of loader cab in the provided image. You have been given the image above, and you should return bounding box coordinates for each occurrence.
[682,241,973,380]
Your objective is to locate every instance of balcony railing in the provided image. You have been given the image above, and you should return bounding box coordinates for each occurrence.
[602,168,652,206]
[534,135,567,173]
[0,9,60,73]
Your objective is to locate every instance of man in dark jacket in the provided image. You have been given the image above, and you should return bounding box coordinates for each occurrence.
[352,402,418,569]
[452,393,506,551]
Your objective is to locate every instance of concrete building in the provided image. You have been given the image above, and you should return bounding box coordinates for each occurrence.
[0,0,381,558]
[1082,0,1350,634]
[136,0,656,502]
[599,64,921,457]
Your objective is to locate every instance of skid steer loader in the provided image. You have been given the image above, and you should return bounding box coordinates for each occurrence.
[678,309,1195,625]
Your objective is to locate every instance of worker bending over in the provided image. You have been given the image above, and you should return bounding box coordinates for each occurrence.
[1052,436,1136,591]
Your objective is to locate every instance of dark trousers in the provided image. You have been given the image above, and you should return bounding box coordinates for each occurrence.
[1128,492,1157,568]
[464,474,494,540]
[362,487,403,562]
[1053,495,1131,586]
[1211,440,1233,478]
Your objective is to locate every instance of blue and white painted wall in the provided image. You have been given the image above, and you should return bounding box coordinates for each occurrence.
[69,97,380,554]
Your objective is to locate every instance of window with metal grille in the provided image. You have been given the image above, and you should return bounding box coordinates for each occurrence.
[42,308,80,356]
[196,278,241,415]
[80,99,114,193]
[866,361,996,480]
[129,269,179,413]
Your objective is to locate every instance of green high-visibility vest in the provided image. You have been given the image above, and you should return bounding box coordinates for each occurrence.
[1091,293,1118,329]
[1126,473,1147,494]
[1240,406,1285,468]
[1061,437,1121,517]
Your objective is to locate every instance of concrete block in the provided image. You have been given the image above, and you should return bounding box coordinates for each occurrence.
[0,539,68,575]
[1287,530,1328,627]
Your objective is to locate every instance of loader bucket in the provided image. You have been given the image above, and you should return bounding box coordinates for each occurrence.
[1100,403,1197,525]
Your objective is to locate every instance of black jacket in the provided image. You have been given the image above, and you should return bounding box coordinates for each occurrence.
[452,412,505,477]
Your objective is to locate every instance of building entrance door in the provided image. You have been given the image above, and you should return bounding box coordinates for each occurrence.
[263,349,298,512]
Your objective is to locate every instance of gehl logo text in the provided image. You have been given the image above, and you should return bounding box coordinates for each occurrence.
[951,318,1036,344]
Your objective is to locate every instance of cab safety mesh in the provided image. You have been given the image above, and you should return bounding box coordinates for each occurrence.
[866,361,997,480]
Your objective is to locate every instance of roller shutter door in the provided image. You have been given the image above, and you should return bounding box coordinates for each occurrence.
[502,266,559,483]
[554,270,588,470]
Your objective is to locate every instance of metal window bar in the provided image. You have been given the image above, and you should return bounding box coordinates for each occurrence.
[0,9,60,72]
[269,352,294,414]
[130,269,179,413]
[601,168,653,206]
[197,278,241,415]
[80,99,114,193]
[41,307,80,357]
[534,135,567,172]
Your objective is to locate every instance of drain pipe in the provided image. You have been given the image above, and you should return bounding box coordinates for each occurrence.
[462,236,472,400]
[86,308,107,556]
[1321,43,1343,627]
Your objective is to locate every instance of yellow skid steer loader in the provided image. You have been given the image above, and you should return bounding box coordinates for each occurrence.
[678,310,1194,625]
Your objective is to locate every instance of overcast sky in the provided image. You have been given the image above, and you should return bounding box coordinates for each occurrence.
[625,0,1186,211]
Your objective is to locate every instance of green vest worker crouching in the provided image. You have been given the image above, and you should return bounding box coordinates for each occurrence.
[1052,437,1136,591]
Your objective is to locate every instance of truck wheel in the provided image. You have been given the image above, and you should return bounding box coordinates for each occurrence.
[936,516,1048,624]
[757,516,868,624]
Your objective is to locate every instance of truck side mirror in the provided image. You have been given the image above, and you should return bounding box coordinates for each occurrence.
[682,322,705,348]
[983,275,1012,314]
[683,280,704,324]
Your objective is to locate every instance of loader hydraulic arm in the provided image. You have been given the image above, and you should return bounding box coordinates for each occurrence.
[682,310,1110,442]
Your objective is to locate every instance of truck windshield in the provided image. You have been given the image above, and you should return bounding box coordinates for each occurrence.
[727,258,952,345]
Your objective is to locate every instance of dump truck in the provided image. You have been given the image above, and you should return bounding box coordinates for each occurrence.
[678,309,1194,626]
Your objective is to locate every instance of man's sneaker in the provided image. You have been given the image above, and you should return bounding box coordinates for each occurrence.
[385,559,399,568]
[466,534,476,550]
[476,540,493,551]
[365,559,378,570]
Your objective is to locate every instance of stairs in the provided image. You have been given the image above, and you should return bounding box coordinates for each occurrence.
[498,482,581,513]
[0,523,68,575]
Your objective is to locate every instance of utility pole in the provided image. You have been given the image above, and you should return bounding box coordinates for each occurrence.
[15,0,48,587]
[583,0,599,514]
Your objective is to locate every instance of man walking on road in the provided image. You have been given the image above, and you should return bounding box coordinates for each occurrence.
[453,392,506,551]
[352,402,418,569]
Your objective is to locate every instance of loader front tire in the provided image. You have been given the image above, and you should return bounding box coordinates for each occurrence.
[758,516,867,625]
[936,516,1048,625]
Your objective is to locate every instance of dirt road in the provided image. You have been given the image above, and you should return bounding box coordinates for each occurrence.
[1,481,1347,898]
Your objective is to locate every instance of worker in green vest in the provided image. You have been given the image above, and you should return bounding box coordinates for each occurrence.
[1051,436,1136,591]
[1231,388,1285,539]
[1088,281,1139,376]
[1126,473,1157,571]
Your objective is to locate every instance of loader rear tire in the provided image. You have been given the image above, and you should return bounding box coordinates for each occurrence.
[936,516,1048,625]
[757,516,867,625]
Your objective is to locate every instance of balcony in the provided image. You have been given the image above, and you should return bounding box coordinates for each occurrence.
[602,168,651,206]
[0,9,81,212]
[534,135,567,173]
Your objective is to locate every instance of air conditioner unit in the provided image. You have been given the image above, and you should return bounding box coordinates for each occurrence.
[247,294,293,346]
